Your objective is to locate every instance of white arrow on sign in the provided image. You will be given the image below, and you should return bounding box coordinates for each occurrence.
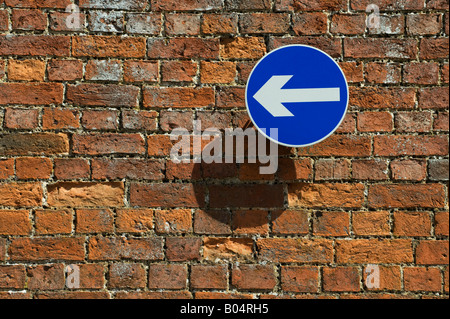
[253,75,341,117]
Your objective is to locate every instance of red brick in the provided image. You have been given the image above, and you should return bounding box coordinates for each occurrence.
[418,87,449,109]
[92,158,163,181]
[220,37,266,59]
[314,159,351,181]
[404,62,440,85]
[16,157,52,180]
[288,183,365,208]
[257,238,333,263]
[4,108,39,129]
[154,209,192,234]
[281,266,319,293]
[339,62,363,83]
[331,14,365,35]
[148,38,219,59]
[126,13,161,35]
[47,59,83,82]
[201,61,236,84]
[72,36,146,58]
[352,159,389,180]
[420,38,449,59]
[109,263,146,289]
[35,209,72,235]
[350,87,415,109]
[345,38,417,59]
[27,264,65,290]
[435,212,450,236]
[407,13,443,35]
[365,62,401,84]
[363,265,402,291]
[357,111,393,132]
[393,212,432,237]
[72,264,105,289]
[323,267,360,292]
[368,184,446,209]
[0,265,26,289]
[124,60,158,83]
[85,60,122,82]
[0,10,8,31]
[390,159,427,181]
[54,158,90,180]
[130,183,204,208]
[0,83,63,106]
[232,210,269,235]
[0,238,5,262]
[0,159,14,180]
[88,237,163,261]
[0,210,31,235]
[191,265,227,289]
[0,35,69,56]
[116,209,154,234]
[203,237,253,262]
[166,237,201,262]
[165,13,200,35]
[144,87,214,108]
[271,210,309,235]
[416,241,449,265]
[210,184,284,208]
[297,136,371,157]
[34,291,109,299]
[149,264,187,290]
[216,87,245,108]
[335,239,414,264]
[232,265,276,290]
[194,210,231,235]
[47,182,125,208]
[404,268,441,292]
[395,112,433,133]
[5,0,72,8]
[8,237,85,261]
[0,133,69,155]
[203,13,238,34]
[81,110,119,131]
[76,209,114,233]
[49,12,86,32]
[434,112,449,131]
[276,0,347,11]
[11,9,46,31]
[270,37,341,58]
[240,13,290,34]
[374,135,448,156]
[147,135,174,157]
[151,0,223,11]
[73,134,145,155]
[277,158,313,181]
[313,211,350,236]
[8,59,46,81]
[67,84,139,108]
[352,211,390,236]
[42,108,80,130]
[161,61,197,83]
[351,0,424,10]
[115,291,190,299]
[0,182,43,207]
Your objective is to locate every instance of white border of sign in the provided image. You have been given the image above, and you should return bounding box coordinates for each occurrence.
[245,44,350,148]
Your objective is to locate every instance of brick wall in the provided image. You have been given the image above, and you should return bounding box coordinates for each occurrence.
[0,0,448,299]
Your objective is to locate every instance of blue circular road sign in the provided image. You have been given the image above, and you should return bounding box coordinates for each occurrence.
[246,45,349,147]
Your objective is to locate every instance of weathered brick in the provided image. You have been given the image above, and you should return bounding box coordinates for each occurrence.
[123,61,158,83]
[313,211,350,236]
[0,83,63,106]
[240,13,290,34]
[92,158,164,180]
[345,38,417,59]
[148,38,219,59]
[271,210,309,235]
[350,87,416,109]
[72,134,145,155]
[0,35,70,56]
[0,266,26,289]
[166,237,201,261]
[276,0,347,11]
[109,263,146,289]
[166,13,201,35]
[5,108,39,130]
[47,59,83,81]
[220,37,266,59]
[281,266,319,293]
[395,112,432,133]
[429,159,449,181]
[357,112,393,132]
[11,9,46,31]
[54,158,90,180]
[257,238,333,263]
[296,136,371,157]
[194,210,231,235]
[88,237,163,261]
[72,36,146,58]
[88,11,124,33]
[67,84,139,108]
[47,182,125,208]
[374,135,448,156]
[365,62,401,84]
[161,61,197,83]
[116,209,154,233]
[0,182,43,207]
[331,14,365,35]
[288,183,365,208]
[368,184,446,209]
[149,264,187,290]
[76,209,114,233]
[416,241,449,265]
[393,212,432,237]
[203,237,253,262]
[154,209,192,234]
[404,268,441,292]
[201,61,236,84]
[323,267,360,292]
[152,0,223,11]
[85,60,122,82]
[143,87,215,108]
[130,183,204,208]
[352,211,390,236]
[0,159,14,180]
[9,237,85,261]
[232,265,276,290]
[210,184,284,208]
[390,159,427,181]
[203,13,238,34]
[27,264,65,290]
[8,59,46,81]
[16,157,52,180]
[81,110,119,131]
[407,13,443,35]
[191,265,227,289]
[79,0,147,10]
[42,108,80,130]
[0,133,69,156]
[35,209,72,235]
[0,210,31,235]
